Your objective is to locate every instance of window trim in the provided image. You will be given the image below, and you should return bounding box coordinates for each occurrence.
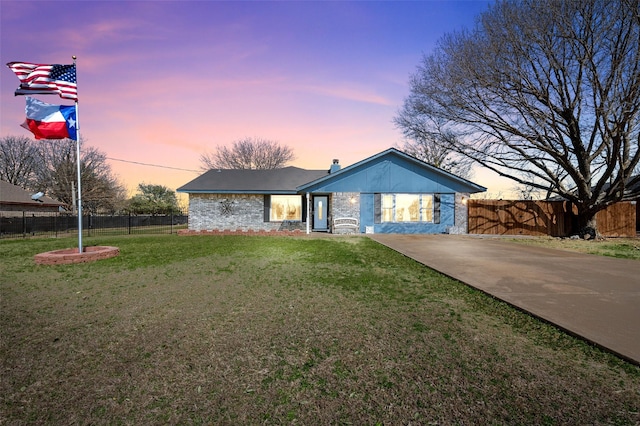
[374,193,440,224]
[263,194,305,222]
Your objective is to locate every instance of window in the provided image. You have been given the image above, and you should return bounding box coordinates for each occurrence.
[420,194,434,222]
[269,195,302,221]
[381,194,394,222]
[376,193,438,223]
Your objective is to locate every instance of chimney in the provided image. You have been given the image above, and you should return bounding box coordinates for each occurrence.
[330,159,341,173]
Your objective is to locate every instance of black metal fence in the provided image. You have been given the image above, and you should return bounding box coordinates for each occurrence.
[0,211,188,239]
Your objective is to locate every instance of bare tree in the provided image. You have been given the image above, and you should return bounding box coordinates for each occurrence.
[1,135,125,212]
[395,128,474,179]
[35,139,126,213]
[395,0,640,236]
[200,137,295,170]
[0,135,42,189]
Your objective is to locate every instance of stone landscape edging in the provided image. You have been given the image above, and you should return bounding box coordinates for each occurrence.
[34,246,120,265]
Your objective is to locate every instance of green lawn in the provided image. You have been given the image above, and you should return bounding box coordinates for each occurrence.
[1,235,639,425]
[506,235,640,260]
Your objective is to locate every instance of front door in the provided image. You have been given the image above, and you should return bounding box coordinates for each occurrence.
[313,196,328,231]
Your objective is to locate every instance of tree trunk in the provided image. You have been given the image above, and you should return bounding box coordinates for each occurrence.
[575,208,598,240]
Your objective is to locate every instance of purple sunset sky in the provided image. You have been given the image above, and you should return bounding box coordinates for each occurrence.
[1,1,510,197]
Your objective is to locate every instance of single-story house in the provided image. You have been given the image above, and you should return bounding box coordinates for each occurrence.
[1,180,66,236]
[0,180,64,213]
[177,148,486,234]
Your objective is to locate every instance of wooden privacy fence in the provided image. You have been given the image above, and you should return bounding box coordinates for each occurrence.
[468,200,637,237]
[594,201,638,237]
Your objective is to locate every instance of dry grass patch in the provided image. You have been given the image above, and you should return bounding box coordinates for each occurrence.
[504,235,640,260]
[1,235,639,425]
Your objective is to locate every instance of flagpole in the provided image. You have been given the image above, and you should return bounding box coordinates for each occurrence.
[73,55,83,253]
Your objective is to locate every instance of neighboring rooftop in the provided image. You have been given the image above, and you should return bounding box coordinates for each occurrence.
[0,180,64,210]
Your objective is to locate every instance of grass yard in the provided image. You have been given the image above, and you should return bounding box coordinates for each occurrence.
[1,235,639,425]
[505,235,640,260]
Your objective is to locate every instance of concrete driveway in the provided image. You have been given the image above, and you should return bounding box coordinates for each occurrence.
[368,234,640,365]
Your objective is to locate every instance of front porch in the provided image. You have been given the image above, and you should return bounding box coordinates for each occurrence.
[306,192,360,234]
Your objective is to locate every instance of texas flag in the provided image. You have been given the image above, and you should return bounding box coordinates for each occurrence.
[21,96,77,140]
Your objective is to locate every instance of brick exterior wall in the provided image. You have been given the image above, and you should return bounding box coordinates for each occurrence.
[330,192,360,234]
[188,191,470,234]
[34,246,120,265]
[188,193,305,232]
[449,192,470,234]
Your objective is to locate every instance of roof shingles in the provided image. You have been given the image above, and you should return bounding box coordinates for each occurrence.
[177,167,329,194]
[0,180,64,208]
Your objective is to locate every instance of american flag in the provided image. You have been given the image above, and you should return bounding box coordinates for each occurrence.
[6,62,78,101]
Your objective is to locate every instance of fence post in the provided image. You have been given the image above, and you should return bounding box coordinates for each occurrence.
[128,212,132,235]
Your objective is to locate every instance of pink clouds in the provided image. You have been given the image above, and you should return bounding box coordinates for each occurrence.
[289,82,393,106]
[2,1,500,195]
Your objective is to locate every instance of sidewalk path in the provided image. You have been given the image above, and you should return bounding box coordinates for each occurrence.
[368,234,640,365]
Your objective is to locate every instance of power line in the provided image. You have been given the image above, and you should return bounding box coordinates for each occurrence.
[106,157,199,173]
[34,140,201,173]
